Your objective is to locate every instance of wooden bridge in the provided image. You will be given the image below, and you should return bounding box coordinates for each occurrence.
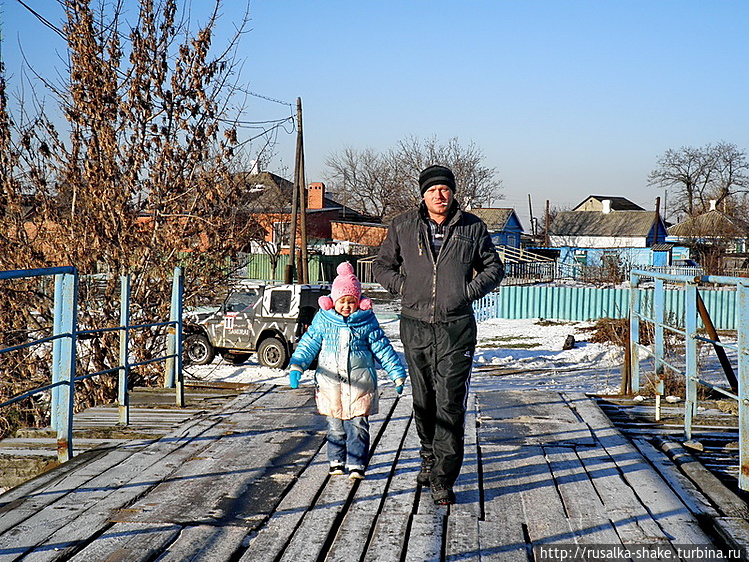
[1,381,747,561]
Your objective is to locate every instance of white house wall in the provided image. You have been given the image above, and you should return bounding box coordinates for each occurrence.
[548,235,649,248]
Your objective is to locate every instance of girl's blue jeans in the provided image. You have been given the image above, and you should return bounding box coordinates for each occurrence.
[326,415,370,471]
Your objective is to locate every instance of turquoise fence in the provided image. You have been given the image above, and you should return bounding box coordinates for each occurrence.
[474,285,738,331]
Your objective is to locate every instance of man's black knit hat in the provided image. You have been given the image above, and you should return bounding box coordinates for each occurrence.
[419,165,456,196]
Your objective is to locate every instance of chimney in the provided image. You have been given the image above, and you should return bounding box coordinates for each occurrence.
[709,199,717,211]
[308,182,325,210]
[602,199,612,214]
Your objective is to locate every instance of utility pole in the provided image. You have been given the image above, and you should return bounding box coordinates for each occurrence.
[286,145,299,284]
[296,98,309,284]
[544,199,550,247]
[527,194,536,238]
[285,97,310,284]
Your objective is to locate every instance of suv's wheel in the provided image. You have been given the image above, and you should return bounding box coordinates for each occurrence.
[221,351,251,365]
[184,334,215,365]
[257,337,288,369]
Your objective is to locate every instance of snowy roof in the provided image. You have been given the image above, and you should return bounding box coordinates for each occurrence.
[668,209,749,239]
[549,210,658,237]
[470,208,518,231]
[572,196,645,212]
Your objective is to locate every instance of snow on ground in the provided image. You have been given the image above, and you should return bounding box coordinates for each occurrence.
[184,298,626,396]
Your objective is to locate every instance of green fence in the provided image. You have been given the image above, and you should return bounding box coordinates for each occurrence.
[238,253,363,284]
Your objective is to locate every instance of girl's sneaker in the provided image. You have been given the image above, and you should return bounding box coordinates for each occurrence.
[348,469,365,480]
[329,464,345,476]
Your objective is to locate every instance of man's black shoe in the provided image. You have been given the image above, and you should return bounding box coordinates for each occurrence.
[416,456,434,486]
[431,482,456,505]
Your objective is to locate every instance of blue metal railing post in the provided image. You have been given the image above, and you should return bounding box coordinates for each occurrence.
[51,274,64,430]
[684,282,698,440]
[54,272,78,462]
[654,278,665,380]
[737,281,749,490]
[175,267,184,407]
[118,275,131,425]
[629,273,641,393]
[164,267,184,406]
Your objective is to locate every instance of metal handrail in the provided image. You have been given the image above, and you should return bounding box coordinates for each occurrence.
[0,267,184,463]
[629,269,749,490]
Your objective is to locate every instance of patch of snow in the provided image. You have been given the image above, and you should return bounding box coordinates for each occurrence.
[185,301,628,395]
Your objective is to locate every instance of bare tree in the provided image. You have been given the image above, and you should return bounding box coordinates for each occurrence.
[649,142,749,217]
[324,136,502,222]
[710,142,749,207]
[324,147,406,221]
[0,0,260,436]
[394,136,502,211]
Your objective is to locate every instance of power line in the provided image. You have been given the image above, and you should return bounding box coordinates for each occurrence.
[244,89,293,108]
[13,0,65,40]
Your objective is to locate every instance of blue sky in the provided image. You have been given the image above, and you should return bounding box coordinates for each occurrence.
[2,1,749,227]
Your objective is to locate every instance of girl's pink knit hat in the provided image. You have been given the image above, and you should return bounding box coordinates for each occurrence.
[318,261,372,311]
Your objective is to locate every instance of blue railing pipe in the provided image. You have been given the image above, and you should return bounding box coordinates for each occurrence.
[119,275,131,425]
[737,281,749,491]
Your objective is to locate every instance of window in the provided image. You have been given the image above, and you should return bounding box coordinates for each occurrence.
[273,222,291,246]
[269,290,292,314]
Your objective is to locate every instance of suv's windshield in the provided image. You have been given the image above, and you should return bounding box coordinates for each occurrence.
[224,289,260,313]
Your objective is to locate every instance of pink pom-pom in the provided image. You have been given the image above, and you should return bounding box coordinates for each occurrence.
[359,297,372,310]
[318,295,334,310]
[336,261,355,276]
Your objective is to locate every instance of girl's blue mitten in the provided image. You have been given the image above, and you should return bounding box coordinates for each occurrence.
[289,370,302,389]
[395,378,405,395]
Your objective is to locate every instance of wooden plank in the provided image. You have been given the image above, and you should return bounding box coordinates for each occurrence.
[712,518,749,560]
[325,394,413,562]
[64,522,181,562]
[478,442,528,561]
[404,512,443,562]
[544,446,606,519]
[0,385,267,510]
[381,401,419,514]
[1,415,251,559]
[478,390,594,446]
[244,391,400,562]
[515,445,575,545]
[572,395,714,545]
[277,477,353,562]
[453,394,481,517]
[631,438,720,520]
[239,451,330,562]
[361,512,409,562]
[0,389,306,560]
[150,524,249,562]
[478,519,528,562]
[543,446,622,546]
[575,445,671,545]
[111,389,320,526]
[656,439,749,519]
[445,514,480,562]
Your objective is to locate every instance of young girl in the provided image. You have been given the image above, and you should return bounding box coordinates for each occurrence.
[288,261,406,480]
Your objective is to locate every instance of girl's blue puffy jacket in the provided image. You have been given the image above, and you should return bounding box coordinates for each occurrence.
[289,307,406,419]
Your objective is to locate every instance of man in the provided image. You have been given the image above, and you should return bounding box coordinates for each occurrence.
[373,164,503,505]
